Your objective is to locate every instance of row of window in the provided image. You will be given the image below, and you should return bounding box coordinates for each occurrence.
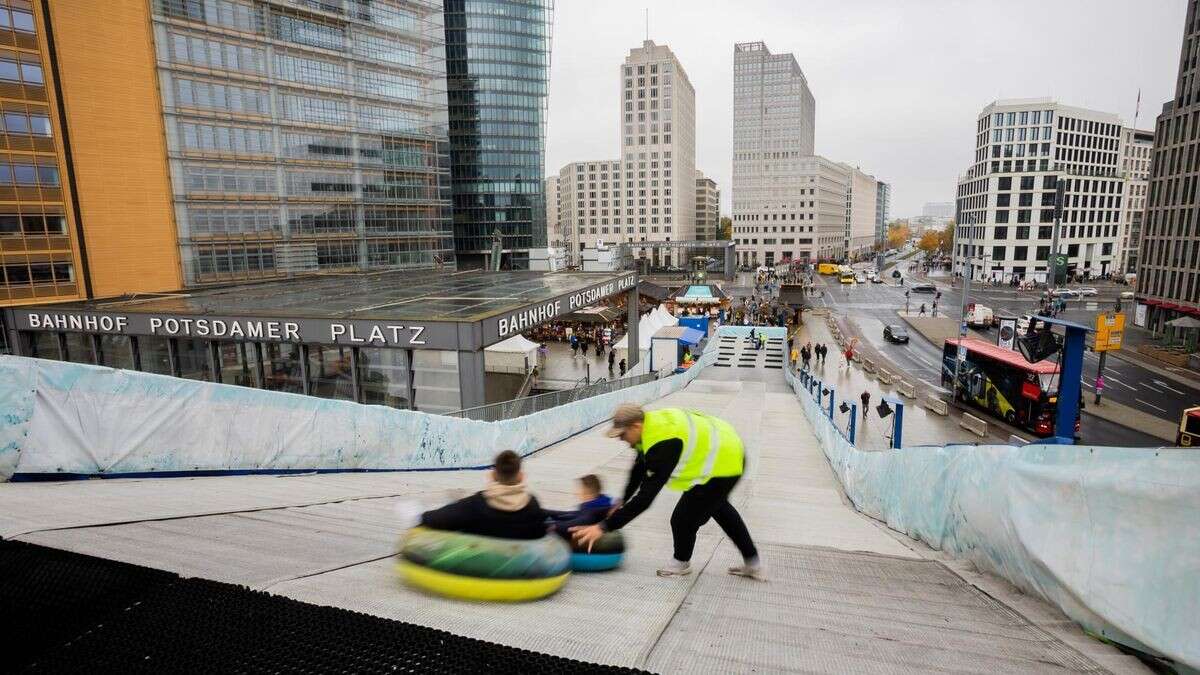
[1,262,72,285]
[1,110,50,136]
[0,213,67,236]
[0,54,43,86]
[0,160,58,187]
[0,5,33,33]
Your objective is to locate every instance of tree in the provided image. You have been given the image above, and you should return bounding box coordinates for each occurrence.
[887,221,911,250]
[918,230,941,254]
[717,216,732,240]
[938,219,956,254]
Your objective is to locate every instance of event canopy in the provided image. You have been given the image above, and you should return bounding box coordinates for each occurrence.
[653,326,704,345]
[614,305,677,351]
[484,334,540,373]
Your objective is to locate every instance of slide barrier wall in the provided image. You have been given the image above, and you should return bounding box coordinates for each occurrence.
[783,364,1199,669]
[0,347,717,481]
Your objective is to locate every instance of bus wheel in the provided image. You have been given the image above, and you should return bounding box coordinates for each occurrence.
[1005,411,1016,423]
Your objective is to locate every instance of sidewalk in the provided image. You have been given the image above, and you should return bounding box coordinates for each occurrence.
[793,312,1015,448]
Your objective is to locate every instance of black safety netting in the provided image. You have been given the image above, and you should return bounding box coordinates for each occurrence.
[0,540,650,674]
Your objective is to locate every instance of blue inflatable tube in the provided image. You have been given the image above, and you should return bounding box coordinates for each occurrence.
[570,551,624,572]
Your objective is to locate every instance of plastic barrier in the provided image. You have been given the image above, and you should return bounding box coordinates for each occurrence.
[959,413,988,438]
[0,346,720,481]
[862,358,876,374]
[877,370,894,385]
[896,381,917,399]
[923,396,949,416]
[782,364,1200,668]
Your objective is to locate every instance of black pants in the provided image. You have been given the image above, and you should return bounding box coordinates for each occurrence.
[671,475,758,563]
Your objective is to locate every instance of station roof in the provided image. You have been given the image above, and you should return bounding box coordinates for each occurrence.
[40,270,635,324]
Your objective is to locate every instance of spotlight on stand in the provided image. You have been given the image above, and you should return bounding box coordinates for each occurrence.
[839,401,850,415]
[1017,328,1061,364]
[821,387,830,397]
[876,400,893,419]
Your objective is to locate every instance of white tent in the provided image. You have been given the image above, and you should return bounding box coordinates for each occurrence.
[613,305,678,352]
[655,305,679,326]
[484,334,540,373]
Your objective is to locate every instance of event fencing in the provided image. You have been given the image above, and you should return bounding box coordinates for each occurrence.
[0,347,717,482]
[782,364,1199,669]
[446,372,659,422]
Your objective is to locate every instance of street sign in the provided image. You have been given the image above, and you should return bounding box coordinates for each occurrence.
[1052,254,1068,285]
[957,344,967,361]
[1134,303,1147,327]
[1093,312,1125,352]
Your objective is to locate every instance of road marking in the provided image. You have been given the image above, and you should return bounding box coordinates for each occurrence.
[1153,380,1186,395]
[1105,376,1137,391]
[1135,398,1167,413]
[1081,380,1093,389]
[1141,383,1164,394]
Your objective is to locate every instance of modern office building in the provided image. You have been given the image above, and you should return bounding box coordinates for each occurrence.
[922,201,955,218]
[543,174,560,249]
[731,155,851,266]
[1119,127,1153,274]
[555,159,619,263]
[875,181,891,249]
[955,99,1129,283]
[444,0,552,269]
[620,40,696,243]
[2,0,457,308]
[1137,0,1200,327]
[732,41,817,266]
[846,167,879,259]
[695,170,719,241]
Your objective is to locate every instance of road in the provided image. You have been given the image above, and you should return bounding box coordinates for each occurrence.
[809,260,1173,447]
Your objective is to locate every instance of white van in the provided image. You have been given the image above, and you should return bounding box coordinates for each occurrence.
[966,304,994,328]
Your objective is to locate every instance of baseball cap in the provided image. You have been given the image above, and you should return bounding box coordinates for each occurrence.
[605,403,645,437]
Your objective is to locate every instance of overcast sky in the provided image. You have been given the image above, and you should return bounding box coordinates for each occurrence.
[544,0,1184,218]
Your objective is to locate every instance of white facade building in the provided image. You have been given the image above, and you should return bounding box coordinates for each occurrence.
[695,170,720,240]
[847,168,880,259]
[955,99,1131,282]
[922,201,955,218]
[544,175,561,249]
[1119,127,1153,273]
[551,41,699,267]
[620,41,697,242]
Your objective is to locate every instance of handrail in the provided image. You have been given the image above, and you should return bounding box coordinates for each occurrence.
[447,371,658,422]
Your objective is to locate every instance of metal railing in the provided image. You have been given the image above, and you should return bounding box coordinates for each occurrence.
[446,371,659,422]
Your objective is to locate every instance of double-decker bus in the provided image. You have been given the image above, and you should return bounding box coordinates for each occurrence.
[941,337,1075,437]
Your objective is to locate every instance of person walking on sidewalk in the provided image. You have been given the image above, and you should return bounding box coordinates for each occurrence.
[918,303,927,316]
[860,390,871,419]
[571,404,763,580]
[790,345,799,369]
[608,349,616,374]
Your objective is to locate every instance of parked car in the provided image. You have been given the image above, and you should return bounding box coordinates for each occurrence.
[870,275,883,284]
[1074,287,1098,296]
[854,273,867,283]
[883,324,910,344]
[911,284,937,294]
[1050,288,1078,298]
[1120,290,1135,300]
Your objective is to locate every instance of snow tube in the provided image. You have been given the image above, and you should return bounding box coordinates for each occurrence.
[397,527,570,601]
[569,530,625,572]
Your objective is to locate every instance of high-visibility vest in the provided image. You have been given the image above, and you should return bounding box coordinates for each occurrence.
[636,408,744,491]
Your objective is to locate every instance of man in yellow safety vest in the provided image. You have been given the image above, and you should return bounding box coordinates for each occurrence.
[571,403,763,579]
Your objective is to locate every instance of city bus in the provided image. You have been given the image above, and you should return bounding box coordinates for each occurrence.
[1177,406,1200,447]
[941,337,1075,437]
[817,262,839,275]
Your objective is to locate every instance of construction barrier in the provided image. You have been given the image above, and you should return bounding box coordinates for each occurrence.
[877,370,894,385]
[862,358,876,374]
[896,381,917,399]
[959,413,988,438]
[923,396,949,416]
[782,364,1200,668]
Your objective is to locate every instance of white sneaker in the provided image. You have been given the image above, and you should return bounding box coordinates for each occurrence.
[728,561,766,581]
[655,560,692,577]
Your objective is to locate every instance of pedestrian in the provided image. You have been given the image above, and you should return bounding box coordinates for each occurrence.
[572,404,763,580]
[843,339,856,368]
[749,327,756,347]
[860,390,870,418]
[608,349,616,373]
[758,333,766,351]
[619,358,626,377]
[596,341,603,358]
[570,334,579,357]
[919,303,926,316]
[790,346,799,369]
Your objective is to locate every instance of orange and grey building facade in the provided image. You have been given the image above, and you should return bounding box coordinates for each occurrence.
[1,0,455,351]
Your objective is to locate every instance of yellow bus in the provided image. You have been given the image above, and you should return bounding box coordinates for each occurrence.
[817,263,839,275]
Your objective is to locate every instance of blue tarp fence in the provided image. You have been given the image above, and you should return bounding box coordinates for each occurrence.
[782,363,1199,668]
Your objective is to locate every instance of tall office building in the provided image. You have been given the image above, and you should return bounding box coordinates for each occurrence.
[922,201,955,218]
[956,99,1128,283]
[1,0,455,311]
[543,173,560,248]
[694,170,719,241]
[1119,127,1152,274]
[444,0,552,269]
[875,181,891,249]
[731,41,817,265]
[620,40,696,249]
[1137,2,1200,328]
[846,167,879,259]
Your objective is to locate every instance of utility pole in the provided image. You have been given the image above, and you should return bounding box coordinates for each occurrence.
[953,230,973,396]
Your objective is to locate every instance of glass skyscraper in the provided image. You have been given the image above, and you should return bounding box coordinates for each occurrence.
[443,0,551,269]
[152,0,455,284]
